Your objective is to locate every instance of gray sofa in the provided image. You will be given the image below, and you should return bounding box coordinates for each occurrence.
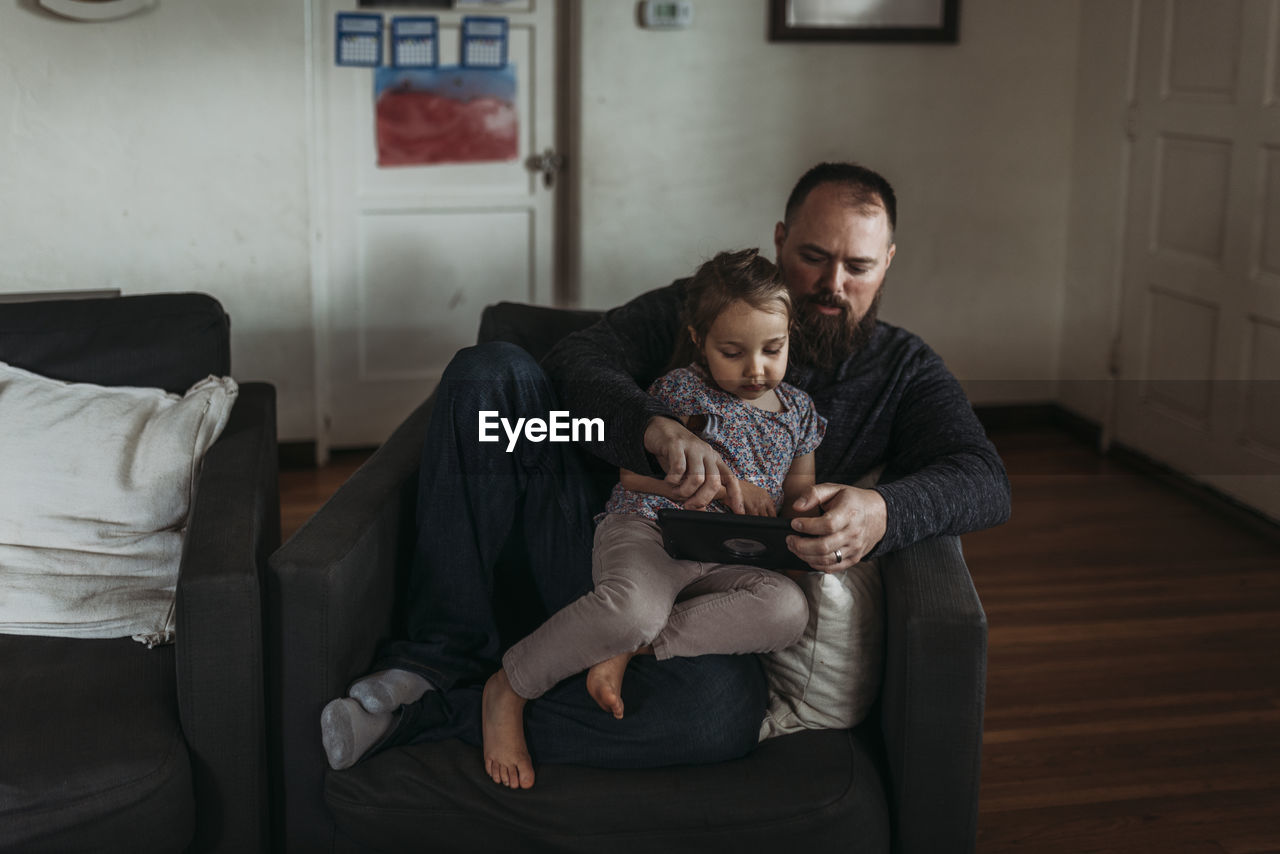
[0,293,279,853]
[270,301,988,853]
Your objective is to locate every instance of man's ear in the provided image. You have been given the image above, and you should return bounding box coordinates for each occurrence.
[885,242,896,270]
[773,221,787,258]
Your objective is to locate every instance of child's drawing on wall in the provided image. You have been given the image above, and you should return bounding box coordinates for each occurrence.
[375,66,518,167]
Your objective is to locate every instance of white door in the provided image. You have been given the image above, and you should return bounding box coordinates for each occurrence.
[1116,0,1280,520]
[309,0,561,451]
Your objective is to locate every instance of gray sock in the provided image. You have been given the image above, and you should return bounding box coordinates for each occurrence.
[349,668,434,714]
[321,697,393,771]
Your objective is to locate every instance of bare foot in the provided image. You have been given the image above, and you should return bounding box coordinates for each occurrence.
[586,650,636,719]
[481,668,535,789]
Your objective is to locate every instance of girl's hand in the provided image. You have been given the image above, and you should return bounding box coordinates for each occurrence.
[735,481,777,517]
[689,479,775,514]
[643,417,745,514]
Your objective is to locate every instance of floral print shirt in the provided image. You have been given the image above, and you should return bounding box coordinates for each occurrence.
[603,364,827,520]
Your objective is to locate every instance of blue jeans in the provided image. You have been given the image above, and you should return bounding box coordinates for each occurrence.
[372,342,767,767]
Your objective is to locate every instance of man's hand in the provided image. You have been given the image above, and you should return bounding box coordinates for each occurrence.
[785,483,887,572]
[643,417,745,514]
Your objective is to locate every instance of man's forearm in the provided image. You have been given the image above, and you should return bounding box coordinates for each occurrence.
[866,345,1012,557]
[869,452,1010,557]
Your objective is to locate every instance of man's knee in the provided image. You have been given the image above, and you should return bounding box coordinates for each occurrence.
[444,341,543,385]
[439,342,555,413]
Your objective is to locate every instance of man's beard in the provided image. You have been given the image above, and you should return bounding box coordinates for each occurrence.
[790,289,882,372]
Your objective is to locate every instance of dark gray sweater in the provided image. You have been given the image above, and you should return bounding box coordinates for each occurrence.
[542,279,1011,558]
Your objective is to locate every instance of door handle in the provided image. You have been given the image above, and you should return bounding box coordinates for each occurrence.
[524,148,565,189]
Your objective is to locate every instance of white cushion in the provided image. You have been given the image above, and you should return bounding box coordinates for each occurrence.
[758,558,883,740]
[758,465,886,740]
[0,362,237,645]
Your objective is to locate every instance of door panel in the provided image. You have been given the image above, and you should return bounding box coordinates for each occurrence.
[1143,288,1217,426]
[1153,134,1231,262]
[1244,317,1280,454]
[1164,0,1241,101]
[312,0,558,449]
[1116,0,1280,520]
[355,209,535,380]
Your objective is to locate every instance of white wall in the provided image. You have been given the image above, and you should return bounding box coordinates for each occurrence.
[0,0,1088,445]
[572,0,1081,402]
[0,0,314,440]
[1058,0,1136,426]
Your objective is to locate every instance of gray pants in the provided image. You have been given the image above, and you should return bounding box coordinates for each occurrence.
[502,513,809,700]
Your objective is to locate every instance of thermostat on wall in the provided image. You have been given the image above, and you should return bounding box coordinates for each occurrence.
[639,0,693,29]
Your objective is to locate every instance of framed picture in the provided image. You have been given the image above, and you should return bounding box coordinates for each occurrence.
[358,0,451,7]
[769,0,960,43]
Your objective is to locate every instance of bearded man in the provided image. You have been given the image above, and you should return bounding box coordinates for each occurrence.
[555,162,1006,575]
[320,162,1010,777]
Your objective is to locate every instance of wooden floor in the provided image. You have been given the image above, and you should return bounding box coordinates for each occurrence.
[965,427,1280,853]
[280,449,371,541]
[279,427,1280,853]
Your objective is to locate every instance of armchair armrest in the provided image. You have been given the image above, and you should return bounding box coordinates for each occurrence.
[877,535,987,854]
[268,396,434,853]
[176,382,279,854]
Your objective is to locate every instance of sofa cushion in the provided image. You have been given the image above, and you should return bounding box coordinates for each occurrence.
[759,466,885,740]
[0,364,237,644]
[759,559,884,739]
[325,728,888,853]
[0,292,230,394]
[0,634,195,853]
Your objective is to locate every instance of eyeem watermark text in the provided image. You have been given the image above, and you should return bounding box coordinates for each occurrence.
[478,410,604,452]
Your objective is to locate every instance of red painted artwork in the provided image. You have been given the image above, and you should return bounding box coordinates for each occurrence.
[375,68,519,167]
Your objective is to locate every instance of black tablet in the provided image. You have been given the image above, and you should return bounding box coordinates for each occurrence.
[656,508,816,572]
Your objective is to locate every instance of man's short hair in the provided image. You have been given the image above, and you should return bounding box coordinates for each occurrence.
[784,162,897,236]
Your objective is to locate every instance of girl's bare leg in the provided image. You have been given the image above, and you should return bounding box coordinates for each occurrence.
[481,668,535,789]
[585,645,652,719]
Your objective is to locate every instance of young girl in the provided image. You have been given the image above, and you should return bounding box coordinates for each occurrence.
[482,248,827,789]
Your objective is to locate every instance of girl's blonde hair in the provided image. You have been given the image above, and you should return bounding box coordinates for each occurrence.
[668,248,792,372]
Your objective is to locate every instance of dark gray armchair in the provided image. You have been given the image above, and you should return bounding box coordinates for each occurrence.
[270,302,987,853]
[0,293,279,853]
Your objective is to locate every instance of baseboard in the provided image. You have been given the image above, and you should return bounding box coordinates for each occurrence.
[279,440,318,471]
[974,403,1280,544]
[972,403,1059,431]
[973,403,1101,445]
[279,441,379,470]
[281,406,1278,542]
[283,404,1064,468]
[1105,442,1280,544]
